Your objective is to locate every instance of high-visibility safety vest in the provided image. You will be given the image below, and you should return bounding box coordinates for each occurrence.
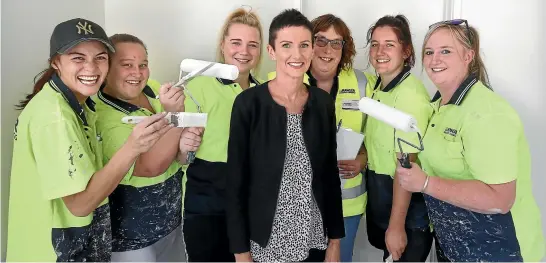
[268,69,375,217]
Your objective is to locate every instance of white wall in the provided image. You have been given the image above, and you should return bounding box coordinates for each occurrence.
[104,0,301,83]
[0,0,106,260]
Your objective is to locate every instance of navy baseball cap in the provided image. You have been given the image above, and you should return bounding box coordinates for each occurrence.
[49,18,115,59]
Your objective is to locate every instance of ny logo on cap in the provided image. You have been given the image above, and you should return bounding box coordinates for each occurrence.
[76,21,94,35]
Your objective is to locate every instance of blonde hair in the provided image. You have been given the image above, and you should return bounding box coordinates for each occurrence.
[422,23,490,88]
[216,7,264,74]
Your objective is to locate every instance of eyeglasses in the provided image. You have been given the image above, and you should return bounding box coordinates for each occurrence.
[314,36,345,50]
[429,19,472,45]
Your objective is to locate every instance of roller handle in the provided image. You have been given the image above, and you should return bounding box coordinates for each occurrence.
[186,151,196,164]
[398,153,411,168]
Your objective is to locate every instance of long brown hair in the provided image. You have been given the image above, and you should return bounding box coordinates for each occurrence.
[311,14,356,71]
[16,62,57,110]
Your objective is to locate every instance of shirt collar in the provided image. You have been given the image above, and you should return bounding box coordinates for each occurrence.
[373,66,412,92]
[431,74,478,106]
[97,85,156,115]
[216,74,260,86]
[306,67,341,100]
[49,73,96,126]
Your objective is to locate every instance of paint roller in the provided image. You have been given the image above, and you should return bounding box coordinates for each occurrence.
[179,59,239,81]
[125,59,239,164]
[358,97,424,168]
[175,59,239,164]
[157,59,239,99]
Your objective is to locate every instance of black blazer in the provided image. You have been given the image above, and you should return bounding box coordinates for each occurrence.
[226,82,345,253]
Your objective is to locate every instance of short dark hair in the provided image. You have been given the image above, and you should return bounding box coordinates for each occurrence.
[366,15,416,68]
[268,9,313,49]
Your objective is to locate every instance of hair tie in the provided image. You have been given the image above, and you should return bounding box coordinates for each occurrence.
[241,5,252,12]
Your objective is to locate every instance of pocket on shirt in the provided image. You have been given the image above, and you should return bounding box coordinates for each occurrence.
[441,139,466,175]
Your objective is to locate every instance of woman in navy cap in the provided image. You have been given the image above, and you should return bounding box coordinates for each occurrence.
[6,18,172,262]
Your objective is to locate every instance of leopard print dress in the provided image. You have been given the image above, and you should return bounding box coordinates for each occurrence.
[250,113,328,262]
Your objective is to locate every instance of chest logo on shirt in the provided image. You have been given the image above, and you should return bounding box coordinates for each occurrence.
[340,88,356,94]
[444,128,458,137]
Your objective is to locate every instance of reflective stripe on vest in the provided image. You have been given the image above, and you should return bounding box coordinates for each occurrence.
[342,174,367,199]
[353,69,368,134]
[353,69,368,100]
[338,69,367,200]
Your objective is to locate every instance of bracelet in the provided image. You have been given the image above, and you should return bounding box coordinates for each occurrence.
[421,175,430,193]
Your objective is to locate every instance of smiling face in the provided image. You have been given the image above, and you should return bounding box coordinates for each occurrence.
[52,40,109,102]
[311,26,343,75]
[106,42,149,101]
[423,27,474,89]
[221,23,261,75]
[268,26,314,78]
[369,26,407,77]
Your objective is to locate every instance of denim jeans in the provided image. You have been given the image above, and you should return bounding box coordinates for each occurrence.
[340,214,362,262]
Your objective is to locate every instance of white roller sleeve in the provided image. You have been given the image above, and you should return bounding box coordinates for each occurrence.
[121,112,207,127]
[180,59,239,80]
[358,97,419,133]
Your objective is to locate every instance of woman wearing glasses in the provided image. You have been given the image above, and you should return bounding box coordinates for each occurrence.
[267,15,374,261]
[396,19,545,262]
[308,14,374,262]
[363,15,433,262]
